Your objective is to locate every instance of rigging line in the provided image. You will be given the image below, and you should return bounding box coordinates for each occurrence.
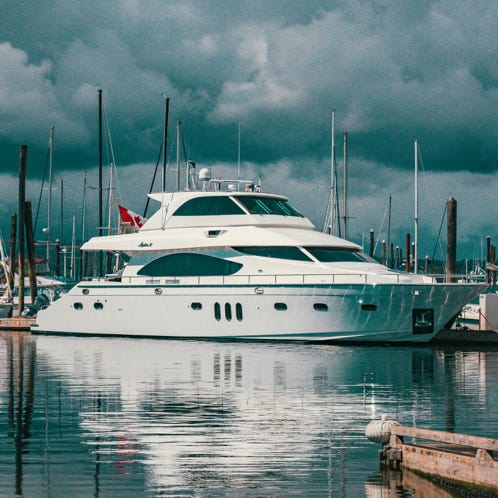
[34,143,51,235]
[102,98,121,199]
[102,98,123,236]
[431,199,448,263]
[144,142,163,218]
[181,126,188,164]
[374,200,389,254]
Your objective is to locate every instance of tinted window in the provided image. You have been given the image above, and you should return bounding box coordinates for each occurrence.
[173,196,245,216]
[234,246,311,261]
[74,302,83,310]
[234,196,303,217]
[94,302,103,310]
[214,302,221,321]
[313,303,328,311]
[191,302,202,310]
[225,303,232,321]
[236,303,243,321]
[274,303,288,311]
[138,253,243,276]
[305,247,375,263]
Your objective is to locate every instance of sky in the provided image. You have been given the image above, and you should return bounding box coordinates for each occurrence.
[0,0,496,263]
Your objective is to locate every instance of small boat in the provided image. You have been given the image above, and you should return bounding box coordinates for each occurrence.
[33,166,486,342]
[455,282,498,330]
[0,286,13,318]
[0,236,13,318]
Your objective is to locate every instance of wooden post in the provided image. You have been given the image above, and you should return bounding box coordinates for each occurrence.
[382,240,387,266]
[446,196,457,283]
[389,242,394,270]
[405,234,411,272]
[25,201,38,304]
[486,236,491,284]
[8,212,17,291]
[17,145,27,316]
[425,256,430,274]
[369,229,374,257]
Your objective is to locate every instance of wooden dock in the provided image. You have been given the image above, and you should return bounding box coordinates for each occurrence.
[366,420,498,493]
[433,328,498,344]
[0,317,35,330]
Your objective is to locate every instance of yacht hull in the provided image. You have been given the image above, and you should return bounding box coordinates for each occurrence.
[32,281,485,343]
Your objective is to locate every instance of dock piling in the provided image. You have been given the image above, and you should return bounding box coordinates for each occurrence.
[366,418,498,493]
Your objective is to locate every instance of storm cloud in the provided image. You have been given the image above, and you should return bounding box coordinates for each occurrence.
[0,0,496,256]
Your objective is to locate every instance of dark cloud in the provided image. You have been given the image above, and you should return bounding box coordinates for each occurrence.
[0,0,496,255]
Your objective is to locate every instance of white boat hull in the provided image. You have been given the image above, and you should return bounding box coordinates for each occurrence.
[32,281,485,342]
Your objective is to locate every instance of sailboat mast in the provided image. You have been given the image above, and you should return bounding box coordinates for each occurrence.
[98,88,103,277]
[342,132,348,239]
[176,120,182,191]
[414,139,419,274]
[161,94,170,192]
[237,122,241,187]
[46,125,54,266]
[81,170,87,242]
[329,111,335,234]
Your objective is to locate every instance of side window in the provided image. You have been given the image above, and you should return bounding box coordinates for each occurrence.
[225,303,232,321]
[214,302,221,321]
[173,196,245,216]
[236,303,243,321]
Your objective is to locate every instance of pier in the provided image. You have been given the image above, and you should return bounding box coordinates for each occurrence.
[366,418,498,493]
[0,317,35,330]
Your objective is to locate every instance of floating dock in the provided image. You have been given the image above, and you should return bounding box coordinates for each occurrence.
[366,418,498,494]
[0,317,35,330]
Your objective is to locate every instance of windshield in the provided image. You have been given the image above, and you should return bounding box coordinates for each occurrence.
[233,196,303,217]
[305,247,377,263]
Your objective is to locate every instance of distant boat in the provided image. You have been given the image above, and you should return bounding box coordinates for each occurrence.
[33,163,486,342]
[0,234,13,318]
[0,286,12,318]
[455,281,498,330]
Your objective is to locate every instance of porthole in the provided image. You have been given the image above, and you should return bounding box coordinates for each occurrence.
[225,303,232,321]
[191,302,202,310]
[214,302,221,321]
[82,288,89,295]
[274,303,287,311]
[94,302,104,310]
[74,302,83,310]
[155,288,163,295]
[236,303,243,321]
[313,303,328,312]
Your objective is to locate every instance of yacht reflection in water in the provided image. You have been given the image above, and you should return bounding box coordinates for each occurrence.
[0,334,496,496]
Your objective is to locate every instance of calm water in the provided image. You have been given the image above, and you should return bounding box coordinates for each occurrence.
[0,333,497,497]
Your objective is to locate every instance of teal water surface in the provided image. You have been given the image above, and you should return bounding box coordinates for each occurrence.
[0,333,497,496]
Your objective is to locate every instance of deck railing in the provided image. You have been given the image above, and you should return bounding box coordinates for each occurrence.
[81,272,486,287]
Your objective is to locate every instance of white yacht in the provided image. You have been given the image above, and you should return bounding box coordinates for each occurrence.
[33,171,486,342]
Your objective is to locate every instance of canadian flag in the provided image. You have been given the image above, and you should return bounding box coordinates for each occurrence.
[118,204,147,229]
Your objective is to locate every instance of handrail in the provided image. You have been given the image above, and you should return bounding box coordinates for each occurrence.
[391,424,498,452]
[83,272,487,287]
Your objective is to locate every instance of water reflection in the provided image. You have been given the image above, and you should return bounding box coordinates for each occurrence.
[0,333,497,497]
